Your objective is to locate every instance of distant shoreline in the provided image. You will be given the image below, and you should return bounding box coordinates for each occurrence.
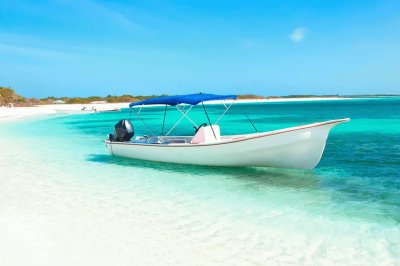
[2,96,396,122]
[2,84,399,108]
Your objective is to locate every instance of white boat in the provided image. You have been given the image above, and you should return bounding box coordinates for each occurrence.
[55,106,120,114]
[105,94,349,169]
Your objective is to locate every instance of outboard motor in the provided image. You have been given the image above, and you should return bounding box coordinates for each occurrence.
[112,119,134,142]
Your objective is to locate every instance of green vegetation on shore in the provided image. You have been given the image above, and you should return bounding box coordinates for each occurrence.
[1,86,270,106]
[1,85,398,107]
[1,86,167,106]
[0,86,25,106]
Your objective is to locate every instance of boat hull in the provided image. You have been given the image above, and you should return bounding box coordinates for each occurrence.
[105,119,349,169]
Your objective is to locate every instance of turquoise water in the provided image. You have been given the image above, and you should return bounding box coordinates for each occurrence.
[1,98,399,264]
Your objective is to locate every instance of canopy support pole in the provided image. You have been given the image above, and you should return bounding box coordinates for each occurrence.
[161,104,167,135]
[165,105,195,136]
[131,106,157,136]
[213,99,236,125]
[176,105,198,128]
[202,103,217,140]
[245,113,258,133]
[137,105,143,115]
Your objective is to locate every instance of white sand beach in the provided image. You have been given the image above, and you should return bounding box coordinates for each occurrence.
[0,97,349,121]
[0,103,128,121]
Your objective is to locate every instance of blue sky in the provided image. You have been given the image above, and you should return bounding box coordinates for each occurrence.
[0,0,399,97]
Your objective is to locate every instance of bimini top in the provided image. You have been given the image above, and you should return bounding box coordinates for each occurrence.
[129,93,237,107]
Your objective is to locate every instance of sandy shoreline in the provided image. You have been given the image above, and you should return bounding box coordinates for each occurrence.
[0,103,128,121]
[0,97,350,121]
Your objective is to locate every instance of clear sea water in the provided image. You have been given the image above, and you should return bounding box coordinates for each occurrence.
[0,98,399,265]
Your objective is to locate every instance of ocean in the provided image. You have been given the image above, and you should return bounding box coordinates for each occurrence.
[0,98,399,265]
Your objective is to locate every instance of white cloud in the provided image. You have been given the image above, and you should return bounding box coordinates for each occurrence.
[289,27,307,42]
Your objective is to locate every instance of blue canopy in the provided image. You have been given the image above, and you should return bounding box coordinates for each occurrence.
[129,93,237,107]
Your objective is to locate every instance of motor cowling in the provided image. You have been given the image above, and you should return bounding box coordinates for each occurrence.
[114,120,134,142]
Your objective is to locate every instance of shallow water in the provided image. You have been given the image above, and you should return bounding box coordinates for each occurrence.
[0,98,399,265]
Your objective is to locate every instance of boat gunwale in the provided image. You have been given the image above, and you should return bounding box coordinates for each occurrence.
[105,118,349,148]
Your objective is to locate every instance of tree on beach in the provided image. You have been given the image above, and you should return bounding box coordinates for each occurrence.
[0,86,25,105]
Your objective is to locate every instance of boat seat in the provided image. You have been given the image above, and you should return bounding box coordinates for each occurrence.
[191,125,220,144]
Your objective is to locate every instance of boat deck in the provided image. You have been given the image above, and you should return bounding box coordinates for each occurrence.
[131,135,242,145]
